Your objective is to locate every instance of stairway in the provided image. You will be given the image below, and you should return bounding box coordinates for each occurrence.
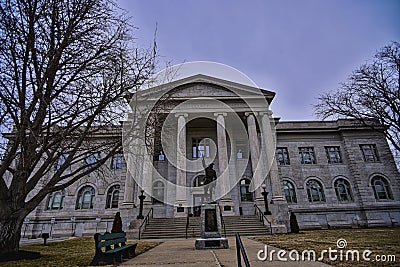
[140,215,271,239]
[140,217,200,239]
[223,215,272,236]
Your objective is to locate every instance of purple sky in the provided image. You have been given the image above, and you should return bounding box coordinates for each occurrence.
[117,0,400,121]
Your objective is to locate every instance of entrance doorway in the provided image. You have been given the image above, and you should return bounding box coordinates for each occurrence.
[193,194,206,217]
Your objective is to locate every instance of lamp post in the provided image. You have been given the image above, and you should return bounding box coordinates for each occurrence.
[261,184,271,215]
[137,190,146,219]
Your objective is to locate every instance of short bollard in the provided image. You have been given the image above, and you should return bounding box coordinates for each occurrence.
[41,233,49,245]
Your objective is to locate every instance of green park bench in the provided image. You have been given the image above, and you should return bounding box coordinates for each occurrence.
[90,232,137,265]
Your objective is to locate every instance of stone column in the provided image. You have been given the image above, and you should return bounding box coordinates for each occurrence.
[215,113,234,215]
[141,152,153,205]
[245,112,264,202]
[123,123,142,208]
[260,111,285,203]
[175,113,188,216]
[123,171,135,206]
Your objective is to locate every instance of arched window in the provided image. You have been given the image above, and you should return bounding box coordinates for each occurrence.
[334,178,353,202]
[240,179,253,201]
[76,186,95,209]
[193,175,205,187]
[46,190,65,210]
[371,176,393,200]
[152,181,165,204]
[283,180,297,203]
[306,179,325,202]
[106,185,120,209]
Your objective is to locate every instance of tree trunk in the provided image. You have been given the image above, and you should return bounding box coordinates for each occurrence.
[0,214,24,254]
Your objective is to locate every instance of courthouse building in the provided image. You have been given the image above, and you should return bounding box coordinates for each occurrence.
[22,67,400,238]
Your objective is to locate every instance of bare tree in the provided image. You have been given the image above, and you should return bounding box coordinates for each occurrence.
[314,42,400,153]
[0,0,157,254]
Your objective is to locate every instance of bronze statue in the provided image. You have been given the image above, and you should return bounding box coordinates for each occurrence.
[202,156,217,199]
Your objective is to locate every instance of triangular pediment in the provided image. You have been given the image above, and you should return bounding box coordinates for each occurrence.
[133,74,275,104]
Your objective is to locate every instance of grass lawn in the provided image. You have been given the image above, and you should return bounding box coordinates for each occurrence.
[253,227,400,266]
[0,237,161,267]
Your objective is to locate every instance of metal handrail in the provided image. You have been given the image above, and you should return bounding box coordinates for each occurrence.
[235,232,251,267]
[138,208,153,240]
[218,203,227,238]
[185,213,189,239]
[254,204,273,235]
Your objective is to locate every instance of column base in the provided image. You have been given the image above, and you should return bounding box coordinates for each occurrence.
[121,202,136,209]
[271,196,286,204]
[174,201,187,217]
[219,199,235,216]
[269,200,290,233]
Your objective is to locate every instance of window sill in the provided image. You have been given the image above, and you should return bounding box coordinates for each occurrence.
[45,209,64,211]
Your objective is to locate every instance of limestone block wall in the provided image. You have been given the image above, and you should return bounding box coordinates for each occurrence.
[24,161,128,238]
[276,120,400,229]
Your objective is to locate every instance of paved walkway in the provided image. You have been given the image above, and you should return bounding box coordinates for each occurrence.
[123,237,332,267]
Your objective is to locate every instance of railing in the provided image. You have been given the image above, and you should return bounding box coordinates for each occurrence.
[185,213,190,239]
[254,204,273,235]
[218,203,227,238]
[138,208,153,240]
[235,232,251,267]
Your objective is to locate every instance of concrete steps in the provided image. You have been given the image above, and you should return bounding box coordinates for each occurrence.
[140,217,200,239]
[223,215,271,236]
[140,215,270,239]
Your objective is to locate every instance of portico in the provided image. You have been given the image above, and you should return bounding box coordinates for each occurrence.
[123,74,288,230]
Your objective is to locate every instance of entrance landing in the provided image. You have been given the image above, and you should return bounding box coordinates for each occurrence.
[122,237,331,267]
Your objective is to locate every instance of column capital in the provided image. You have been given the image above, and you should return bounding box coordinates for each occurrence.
[174,113,188,118]
[245,112,258,117]
[259,110,273,117]
[214,112,227,117]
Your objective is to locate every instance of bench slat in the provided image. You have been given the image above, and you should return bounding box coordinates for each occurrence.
[98,237,127,248]
[104,244,137,254]
[98,232,125,240]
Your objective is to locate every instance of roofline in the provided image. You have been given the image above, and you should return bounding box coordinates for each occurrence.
[136,74,276,104]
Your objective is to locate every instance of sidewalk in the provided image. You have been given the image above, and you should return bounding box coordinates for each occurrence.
[123,237,332,267]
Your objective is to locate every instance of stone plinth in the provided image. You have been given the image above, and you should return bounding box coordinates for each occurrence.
[195,237,229,249]
[195,203,229,249]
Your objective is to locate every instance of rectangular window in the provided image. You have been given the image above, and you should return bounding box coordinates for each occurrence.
[325,146,342,164]
[236,140,248,159]
[299,147,316,164]
[111,153,124,169]
[360,144,379,162]
[56,153,71,171]
[276,147,290,165]
[192,138,210,158]
[85,152,101,169]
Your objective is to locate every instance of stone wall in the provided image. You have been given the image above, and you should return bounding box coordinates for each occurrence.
[276,120,400,229]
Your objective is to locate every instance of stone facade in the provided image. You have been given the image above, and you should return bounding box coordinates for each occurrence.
[21,74,400,238]
[276,121,400,229]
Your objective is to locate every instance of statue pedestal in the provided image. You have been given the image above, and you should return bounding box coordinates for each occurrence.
[195,237,229,249]
[195,204,229,249]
